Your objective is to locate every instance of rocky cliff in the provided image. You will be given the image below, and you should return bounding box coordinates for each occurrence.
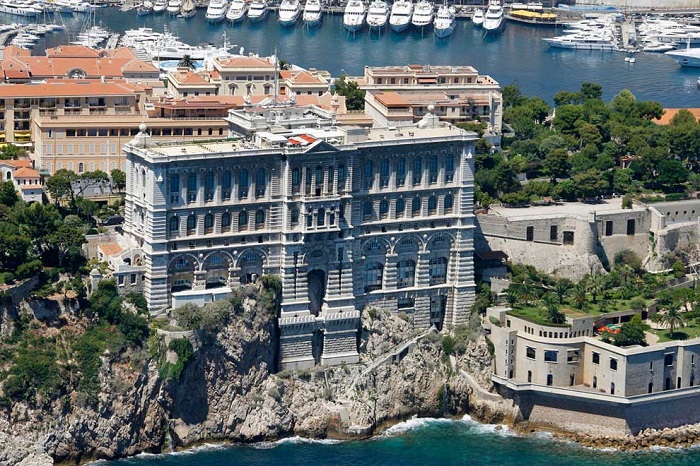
[0,289,491,465]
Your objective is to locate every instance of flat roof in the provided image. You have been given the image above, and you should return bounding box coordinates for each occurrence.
[486,198,646,220]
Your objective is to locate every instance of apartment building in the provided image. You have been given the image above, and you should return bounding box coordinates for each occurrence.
[0,159,43,202]
[120,104,477,368]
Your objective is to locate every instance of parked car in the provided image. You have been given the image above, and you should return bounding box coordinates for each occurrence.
[102,215,124,226]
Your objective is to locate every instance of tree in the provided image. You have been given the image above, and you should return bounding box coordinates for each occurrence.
[553,279,571,305]
[0,181,18,207]
[552,104,583,135]
[334,75,365,111]
[571,169,608,199]
[502,83,526,108]
[572,282,587,310]
[579,82,603,101]
[47,221,86,267]
[659,308,685,337]
[656,159,688,193]
[110,169,126,192]
[0,144,25,160]
[0,221,31,270]
[613,315,648,347]
[542,293,565,324]
[278,59,291,71]
[542,147,569,181]
[45,169,77,206]
[76,170,109,198]
[178,54,196,70]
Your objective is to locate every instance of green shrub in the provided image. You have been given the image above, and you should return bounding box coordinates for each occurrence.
[159,338,193,381]
[441,335,455,355]
[672,260,686,279]
[124,292,148,313]
[621,195,633,209]
[0,272,15,285]
[15,260,42,280]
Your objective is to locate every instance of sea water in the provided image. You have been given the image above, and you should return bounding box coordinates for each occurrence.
[5,10,700,106]
[95,416,700,465]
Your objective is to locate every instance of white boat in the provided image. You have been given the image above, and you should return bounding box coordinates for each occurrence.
[665,45,700,67]
[366,0,388,29]
[433,3,455,38]
[411,0,433,30]
[51,0,74,13]
[226,0,247,23]
[153,0,167,13]
[0,1,40,17]
[542,32,617,51]
[70,0,92,13]
[389,0,412,33]
[483,0,504,33]
[472,8,484,27]
[137,0,153,16]
[302,0,322,27]
[343,0,366,32]
[205,0,228,22]
[247,0,267,22]
[180,0,195,18]
[278,0,300,26]
[166,0,182,15]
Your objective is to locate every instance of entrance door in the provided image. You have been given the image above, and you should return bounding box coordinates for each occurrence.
[307,269,326,316]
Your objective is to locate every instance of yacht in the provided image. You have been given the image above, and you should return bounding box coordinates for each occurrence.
[278,0,301,26]
[482,0,504,33]
[411,0,433,30]
[206,0,228,22]
[389,0,413,33]
[666,46,700,67]
[433,3,455,38]
[137,0,153,15]
[0,1,40,16]
[472,8,484,27]
[166,0,182,15]
[302,0,322,27]
[366,0,389,30]
[343,0,366,32]
[180,0,196,18]
[542,32,617,51]
[247,0,267,22]
[70,0,92,13]
[153,0,167,13]
[226,0,247,23]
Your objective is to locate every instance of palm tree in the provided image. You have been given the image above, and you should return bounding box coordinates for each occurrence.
[659,308,686,337]
[520,281,536,306]
[588,274,604,304]
[553,279,570,305]
[278,59,291,70]
[505,288,519,307]
[572,282,588,310]
[178,54,196,70]
[542,292,565,324]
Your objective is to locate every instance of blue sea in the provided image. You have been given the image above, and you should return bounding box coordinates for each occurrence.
[96,416,700,465]
[4,9,700,106]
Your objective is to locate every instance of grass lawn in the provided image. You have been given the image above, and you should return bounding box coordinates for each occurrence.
[650,326,700,343]
[507,307,571,327]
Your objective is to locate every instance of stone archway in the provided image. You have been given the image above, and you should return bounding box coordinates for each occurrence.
[307,269,326,316]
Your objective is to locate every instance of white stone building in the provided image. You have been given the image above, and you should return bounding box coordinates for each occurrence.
[121,104,477,369]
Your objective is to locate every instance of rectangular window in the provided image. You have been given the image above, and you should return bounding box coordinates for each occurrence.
[544,350,558,363]
[665,353,674,366]
[550,225,558,241]
[563,231,574,245]
[526,226,534,242]
[526,347,536,359]
[605,220,613,236]
[627,219,636,236]
[567,350,579,363]
[609,358,618,371]
[592,352,600,365]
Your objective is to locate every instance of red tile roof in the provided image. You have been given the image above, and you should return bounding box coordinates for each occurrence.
[13,167,39,178]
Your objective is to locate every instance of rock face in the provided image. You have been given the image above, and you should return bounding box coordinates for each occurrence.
[0,296,480,465]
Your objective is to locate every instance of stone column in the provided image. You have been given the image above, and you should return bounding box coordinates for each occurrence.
[193,270,207,290]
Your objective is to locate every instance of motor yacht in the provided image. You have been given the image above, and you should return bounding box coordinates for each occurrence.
[411,0,433,30]
[542,32,617,51]
[366,0,389,29]
[302,0,322,27]
[166,0,182,15]
[433,3,455,38]
[180,0,195,18]
[137,0,153,16]
[278,0,301,26]
[226,0,247,23]
[247,0,267,22]
[389,0,413,33]
[343,0,366,32]
[666,44,700,67]
[482,0,504,33]
[0,1,40,16]
[472,7,484,27]
[206,0,228,23]
[153,0,167,13]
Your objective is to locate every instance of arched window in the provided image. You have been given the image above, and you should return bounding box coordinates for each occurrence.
[379,199,389,218]
[381,159,390,177]
[239,211,248,230]
[396,259,416,289]
[428,196,437,213]
[255,209,265,225]
[307,212,313,227]
[363,201,373,218]
[221,212,231,230]
[140,168,145,186]
[169,216,179,232]
[327,166,334,190]
[364,262,383,292]
[429,257,448,285]
[396,198,405,217]
[77,162,83,173]
[186,214,196,234]
[291,208,300,225]
[317,207,325,226]
[256,167,266,197]
[204,213,214,232]
[6,171,11,180]
[444,194,454,212]
[239,169,249,198]
[412,197,421,216]
[413,158,422,185]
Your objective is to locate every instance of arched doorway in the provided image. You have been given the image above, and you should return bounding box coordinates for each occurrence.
[239,250,263,284]
[307,269,326,316]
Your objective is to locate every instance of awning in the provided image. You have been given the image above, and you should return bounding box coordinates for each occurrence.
[418,78,437,84]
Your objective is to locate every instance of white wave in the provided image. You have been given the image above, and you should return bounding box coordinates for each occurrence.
[381,416,454,436]
[253,436,343,449]
[460,414,516,437]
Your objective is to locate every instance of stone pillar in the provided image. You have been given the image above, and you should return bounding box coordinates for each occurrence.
[321,311,360,366]
[228,266,240,287]
[385,253,398,290]
[279,315,317,370]
[193,269,206,290]
[416,251,431,288]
